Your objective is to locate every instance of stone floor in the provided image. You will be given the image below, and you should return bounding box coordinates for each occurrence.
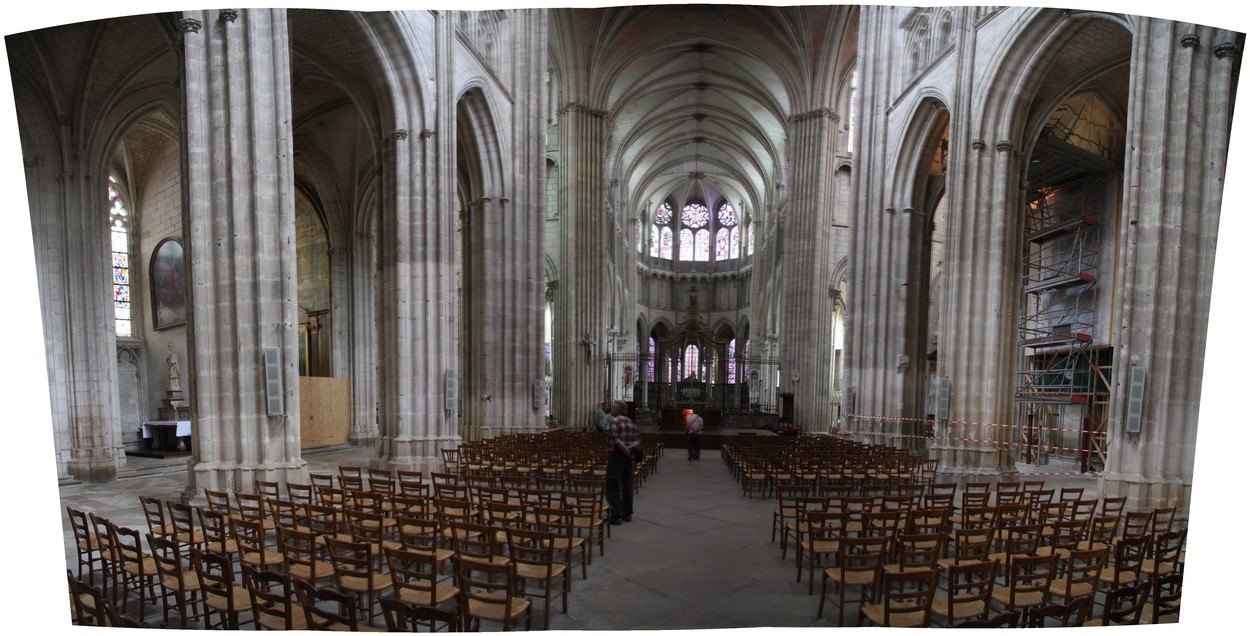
[53,443,1111,630]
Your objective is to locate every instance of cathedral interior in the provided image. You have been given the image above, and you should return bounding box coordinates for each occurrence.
[3,2,1247,630]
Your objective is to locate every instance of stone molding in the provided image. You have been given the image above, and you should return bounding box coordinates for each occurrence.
[179,18,202,34]
[557,102,607,118]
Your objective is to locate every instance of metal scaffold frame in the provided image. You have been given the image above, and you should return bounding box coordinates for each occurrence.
[1015,176,1111,472]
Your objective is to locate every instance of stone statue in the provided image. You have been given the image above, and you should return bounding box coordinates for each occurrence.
[167,344,182,392]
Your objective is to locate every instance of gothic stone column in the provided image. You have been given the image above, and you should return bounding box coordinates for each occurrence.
[181,9,306,496]
[1100,22,1239,514]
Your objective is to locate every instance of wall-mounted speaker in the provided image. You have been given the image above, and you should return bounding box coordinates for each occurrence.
[1126,366,1147,434]
[263,347,283,416]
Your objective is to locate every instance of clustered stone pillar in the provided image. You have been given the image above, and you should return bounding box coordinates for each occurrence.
[1100,21,1240,512]
[180,8,307,497]
[778,108,840,434]
[552,103,609,430]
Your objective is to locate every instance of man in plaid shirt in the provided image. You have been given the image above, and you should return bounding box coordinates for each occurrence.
[606,400,639,524]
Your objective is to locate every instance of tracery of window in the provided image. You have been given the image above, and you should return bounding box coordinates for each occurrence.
[679,229,694,261]
[109,177,132,337]
[683,344,700,379]
[652,202,673,259]
[647,337,656,381]
[727,339,737,383]
[680,202,709,262]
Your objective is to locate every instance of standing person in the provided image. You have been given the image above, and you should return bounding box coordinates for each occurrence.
[600,401,614,433]
[685,409,704,460]
[605,400,639,525]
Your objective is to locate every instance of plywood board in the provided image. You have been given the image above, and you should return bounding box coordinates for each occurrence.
[300,377,350,449]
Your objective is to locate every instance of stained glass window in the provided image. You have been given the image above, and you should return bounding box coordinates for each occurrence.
[109,177,132,337]
[649,225,659,257]
[684,344,700,379]
[717,203,737,227]
[694,229,710,261]
[636,223,642,253]
[715,228,730,260]
[681,203,709,228]
[660,226,673,259]
[727,339,737,383]
[679,228,694,261]
[743,339,751,378]
[654,202,673,225]
[746,222,755,255]
[730,225,741,259]
[648,337,656,382]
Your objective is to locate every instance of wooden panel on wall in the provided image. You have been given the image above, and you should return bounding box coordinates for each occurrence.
[299,377,350,449]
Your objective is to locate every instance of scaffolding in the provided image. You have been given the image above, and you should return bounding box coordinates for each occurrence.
[1015,177,1110,471]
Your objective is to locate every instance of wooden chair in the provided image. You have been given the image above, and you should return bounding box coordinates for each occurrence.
[532,505,589,581]
[817,534,890,625]
[165,500,206,549]
[455,555,532,631]
[1097,532,1149,597]
[883,532,944,577]
[506,526,570,629]
[1142,528,1186,579]
[938,526,994,569]
[255,479,282,501]
[931,558,997,627]
[783,495,830,561]
[1025,595,1092,627]
[276,525,335,586]
[954,609,1021,627]
[241,562,309,630]
[381,597,461,632]
[67,506,104,586]
[294,578,380,631]
[564,490,609,560]
[339,465,365,491]
[1076,514,1119,552]
[772,484,809,546]
[266,497,304,531]
[1047,545,1106,605]
[1145,570,1182,624]
[286,481,316,508]
[858,567,940,627]
[308,472,336,494]
[192,545,255,629]
[324,536,394,626]
[87,512,120,600]
[195,507,240,561]
[139,496,174,543]
[798,510,844,594]
[989,553,1057,615]
[67,569,110,626]
[305,501,352,544]
[147,532,203,628]
[109,521,160,623]
[385,545,460,619]
[1084,578,1148,626]
[1099,495,1127,518]
[234,514,285,572]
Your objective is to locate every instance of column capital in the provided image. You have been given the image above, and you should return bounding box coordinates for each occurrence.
[1180,33,1200,49]
[179,17,203,34]
[1215,41,1241,61]
[220,9,239,23]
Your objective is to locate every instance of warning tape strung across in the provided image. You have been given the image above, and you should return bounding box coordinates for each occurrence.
[846,413,1104,438]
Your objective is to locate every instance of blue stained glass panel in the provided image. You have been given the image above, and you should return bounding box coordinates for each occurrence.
[114,285,130,302]
[715,228,729,260]
[660,227,673,259]
[730,226,740,259]
[113,266,128,285]
[654,202,672,225]
[728,339,737,383]
[717,203,737,226]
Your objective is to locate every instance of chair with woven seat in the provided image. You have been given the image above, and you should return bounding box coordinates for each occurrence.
[450,519,509,568]
[506,526,570,629]
[931,558,997,627]
[1099,495,1127,518]
[798,510,845,594]
[196,507,240,562]
[242,562,309,630]
[532,505,589,581]
[192,546,255,629]
[1047,546,1106,606]
[817,534,890,625]
[563,490,609,560]
[255,479,282,501]
[1084,578,1148,626]
[858,567,940,627]
[455,555,532,631]
[954,609,1021,627]
[67,506,104,586]
[147,532,203,628]
[276,524,335,586]
[783,495,830,561]
[305,501,352,545]
[1145,570,1182,624]
[294,578,380,631]
[109,521,160,623]
[883,532,945,580]
[286,482,316,508]
[772,484,809,546]
[990,552,1057,615]
[1150,506,1176,537]
[1142,528,1186,579]
[1115,510,1154,546]
[165,500,206,549]
[266,497,304,531]
[325,536,394,626]
[339,465,365,492]
[67,569,110,626]
[1036,517,1087,561]
[987,522,1043,564]
[1097,532,1149,601]
[88,512,121,601]
[381,597,461,632]
[1025,595,1093,627]
[385,545,461,622]
[234,491,278,539]
[308,472,336,493]
[140,496,175,544]
[234,514,286,572]
[1076,514,1119,553]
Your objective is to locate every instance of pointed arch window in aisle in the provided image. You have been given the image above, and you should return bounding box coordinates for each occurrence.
[648,337,657,381]
[727,338,737,383]
[683,344,701,380]
[108,176,132,337]
[652,202,673,259]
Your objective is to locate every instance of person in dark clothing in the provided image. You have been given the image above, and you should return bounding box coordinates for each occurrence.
[605,400,639,524]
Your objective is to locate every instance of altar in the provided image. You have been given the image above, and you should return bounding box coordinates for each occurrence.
[131,420,192,458]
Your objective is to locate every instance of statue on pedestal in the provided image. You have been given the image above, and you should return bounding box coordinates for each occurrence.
[167,343,181,393]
